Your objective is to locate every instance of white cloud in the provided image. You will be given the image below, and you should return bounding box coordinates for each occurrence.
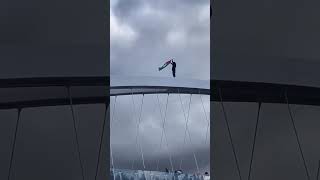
[139,3,166,18]
[198,4,210,23]
[110,9,138,47]
[110,0,118,8]
[166,29,187,47]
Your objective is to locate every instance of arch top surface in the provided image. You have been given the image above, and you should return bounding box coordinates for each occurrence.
[0,76,108,109]
[110,75,210,89]
[0,76,210,109]
[1,76,320,109]
[110,86,210,96]
[110,76,210,96]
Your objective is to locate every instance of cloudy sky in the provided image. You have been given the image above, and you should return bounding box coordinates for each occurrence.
[110,0,210,174]
[110,0,210,80]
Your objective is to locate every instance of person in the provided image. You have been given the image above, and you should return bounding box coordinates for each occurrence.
[171,60,176,77]
[165,168,169,173]
[204,172,210,180]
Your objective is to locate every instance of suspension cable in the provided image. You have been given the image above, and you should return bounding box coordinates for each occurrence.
[199,90,210,171]
[219,88,242,180]
[130,89,138,169]
[110,96,118,125]
[178,90,200,173]
[247,102,261,180]
[135,95,149,180]
[7,108,21,180]
[161,94,174,173]
[154,94,165,171]
[94,103,108,180]
[110,142,115,180]
[134,94,146,169]
[178,92,192,169]
[110,96,117,180]
[67,87,85,180]
[199,89,210,145]
[188,125,200,174]
[155,94,174,172]
[285,90,310,180]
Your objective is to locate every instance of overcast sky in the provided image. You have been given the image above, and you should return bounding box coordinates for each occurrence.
[110,0,210,174]
[110,0,210,80]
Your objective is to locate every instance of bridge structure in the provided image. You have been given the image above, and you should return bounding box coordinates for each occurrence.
[0,76,210,180]
[110,77,320,180]
[212,80,320,180]
[0,76,108,180]
[109,76,210,180]
[3,76,318,179]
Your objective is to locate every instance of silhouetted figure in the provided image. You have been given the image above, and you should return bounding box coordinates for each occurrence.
[204,171,210,180]
[171,60,176,77]
[165,168,169,173]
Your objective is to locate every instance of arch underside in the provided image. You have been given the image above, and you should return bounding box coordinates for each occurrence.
[0,77,320,109]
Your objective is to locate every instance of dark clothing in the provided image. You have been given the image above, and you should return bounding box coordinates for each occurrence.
[172,62,176,68]
[171,62,176,77]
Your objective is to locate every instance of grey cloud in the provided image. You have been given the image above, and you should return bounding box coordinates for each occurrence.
[111,0,210,175]
[113,0,208,19]
[110,93,210,174]
[111,0,209,80]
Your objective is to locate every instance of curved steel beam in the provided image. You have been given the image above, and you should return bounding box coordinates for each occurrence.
[110,86,210,96]
[1,77,320,109]
[212,80,320,106]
